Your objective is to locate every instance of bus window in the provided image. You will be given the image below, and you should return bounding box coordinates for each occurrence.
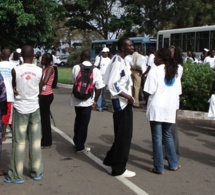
[195,31,209,52]
[164,38,169,48]
[183,32,195,52]
[171,33,182,48]
[211,31,215,50]
[158,35,163,49]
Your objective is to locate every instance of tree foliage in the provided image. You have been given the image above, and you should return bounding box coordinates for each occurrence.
[62,0,215,39]
[63,0,142,39]
[136,0,215,35]
[0,0,61,50]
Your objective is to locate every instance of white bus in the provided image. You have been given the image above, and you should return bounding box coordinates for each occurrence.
[157,25,215,55]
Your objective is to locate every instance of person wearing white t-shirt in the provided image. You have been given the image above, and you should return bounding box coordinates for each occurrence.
[103,38,136,178]
[94,47,111,111]
[130,48,144,108]
[0,48,15,141]
[51,50,60,88]
[10,51,22,66]
[5,45,43,184]
[144,48,181,175]
[204,49,215,69]
[142,47,156,104]
[71,50,105,153]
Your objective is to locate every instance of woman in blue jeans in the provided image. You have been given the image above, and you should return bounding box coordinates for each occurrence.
[144,48,181,174]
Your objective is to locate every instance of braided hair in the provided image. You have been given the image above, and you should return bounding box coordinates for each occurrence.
[156,48,178,85]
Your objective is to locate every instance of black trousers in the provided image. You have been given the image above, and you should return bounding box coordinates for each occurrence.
[73,106,92,151]
[39,94,54,146]
[52,66,58,88]
[103,104,133,176]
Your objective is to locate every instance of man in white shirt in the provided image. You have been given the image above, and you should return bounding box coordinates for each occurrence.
[0,48,15,141]
[51,50,60,88]
[71,50,105,153]
[142,47,156,104]
[5,45,43,184]
[103,37,136,178]
[142,47,156,77]
[204,49,215,69]
[130,48,145,108]
[94,47,111,111]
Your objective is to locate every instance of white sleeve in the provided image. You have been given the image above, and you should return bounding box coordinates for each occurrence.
[94,56,101,67]
[94,68,105,89]
[147,55,155,67]
[143,68,157,95]
[72,65,80,83]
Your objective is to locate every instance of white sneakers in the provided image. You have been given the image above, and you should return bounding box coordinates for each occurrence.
[76,147,91,154]
[116,169,136,178]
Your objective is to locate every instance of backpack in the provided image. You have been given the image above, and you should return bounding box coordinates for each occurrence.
[72,64,95,100]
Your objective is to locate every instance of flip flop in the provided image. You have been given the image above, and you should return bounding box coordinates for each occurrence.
[4,178,24,184]
[148,168,164,175]
[170,165,181,171]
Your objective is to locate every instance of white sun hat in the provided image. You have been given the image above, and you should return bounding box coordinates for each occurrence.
[102,47,110,52]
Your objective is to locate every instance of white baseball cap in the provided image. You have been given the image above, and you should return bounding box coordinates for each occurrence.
[204,48,209,52]
[16,48,21,53]
[102,47,110,52]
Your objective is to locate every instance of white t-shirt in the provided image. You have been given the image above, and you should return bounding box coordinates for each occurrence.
[71,61,105,107]
[124,55,133,68]
[147,54,155,69]
[144,64,181,123]
[141,55,148,74]
[176,64,183,109]
[13,63,42,114]
[94,56,111,77]
[52,55,60,66]
[0,61,15,102]
[104,55,133,112]
[204,56,215,69]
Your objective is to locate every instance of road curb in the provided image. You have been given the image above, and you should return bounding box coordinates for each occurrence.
[177,110,214,121]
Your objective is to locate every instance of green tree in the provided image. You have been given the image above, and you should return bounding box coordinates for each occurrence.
[63,0,142,39]
[0,0,61,50]
[134,0,215,35]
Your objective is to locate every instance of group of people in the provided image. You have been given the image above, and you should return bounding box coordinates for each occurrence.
[0,46,55,183]
[71,37,183,177]
[0,37,183,183]
[185,48,215,69]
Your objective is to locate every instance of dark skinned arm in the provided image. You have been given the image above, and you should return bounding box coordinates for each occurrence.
[12,68,18,96]
[142,66,151,78]
[92,88,102,108]
[119,91,134,105]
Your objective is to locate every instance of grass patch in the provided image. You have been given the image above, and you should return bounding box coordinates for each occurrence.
[58,67,72,84]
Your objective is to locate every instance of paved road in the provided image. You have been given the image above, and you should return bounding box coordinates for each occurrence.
[1,86,215,195]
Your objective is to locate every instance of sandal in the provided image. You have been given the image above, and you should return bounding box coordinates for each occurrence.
[148,168,164,175]
[4,177,24,184]
[170,165,181,171]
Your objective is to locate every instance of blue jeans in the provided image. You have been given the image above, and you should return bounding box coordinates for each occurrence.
[96,89,106,109]
[150,121,178,173]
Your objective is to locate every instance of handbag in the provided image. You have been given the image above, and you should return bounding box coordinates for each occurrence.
[208,94,215,117]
